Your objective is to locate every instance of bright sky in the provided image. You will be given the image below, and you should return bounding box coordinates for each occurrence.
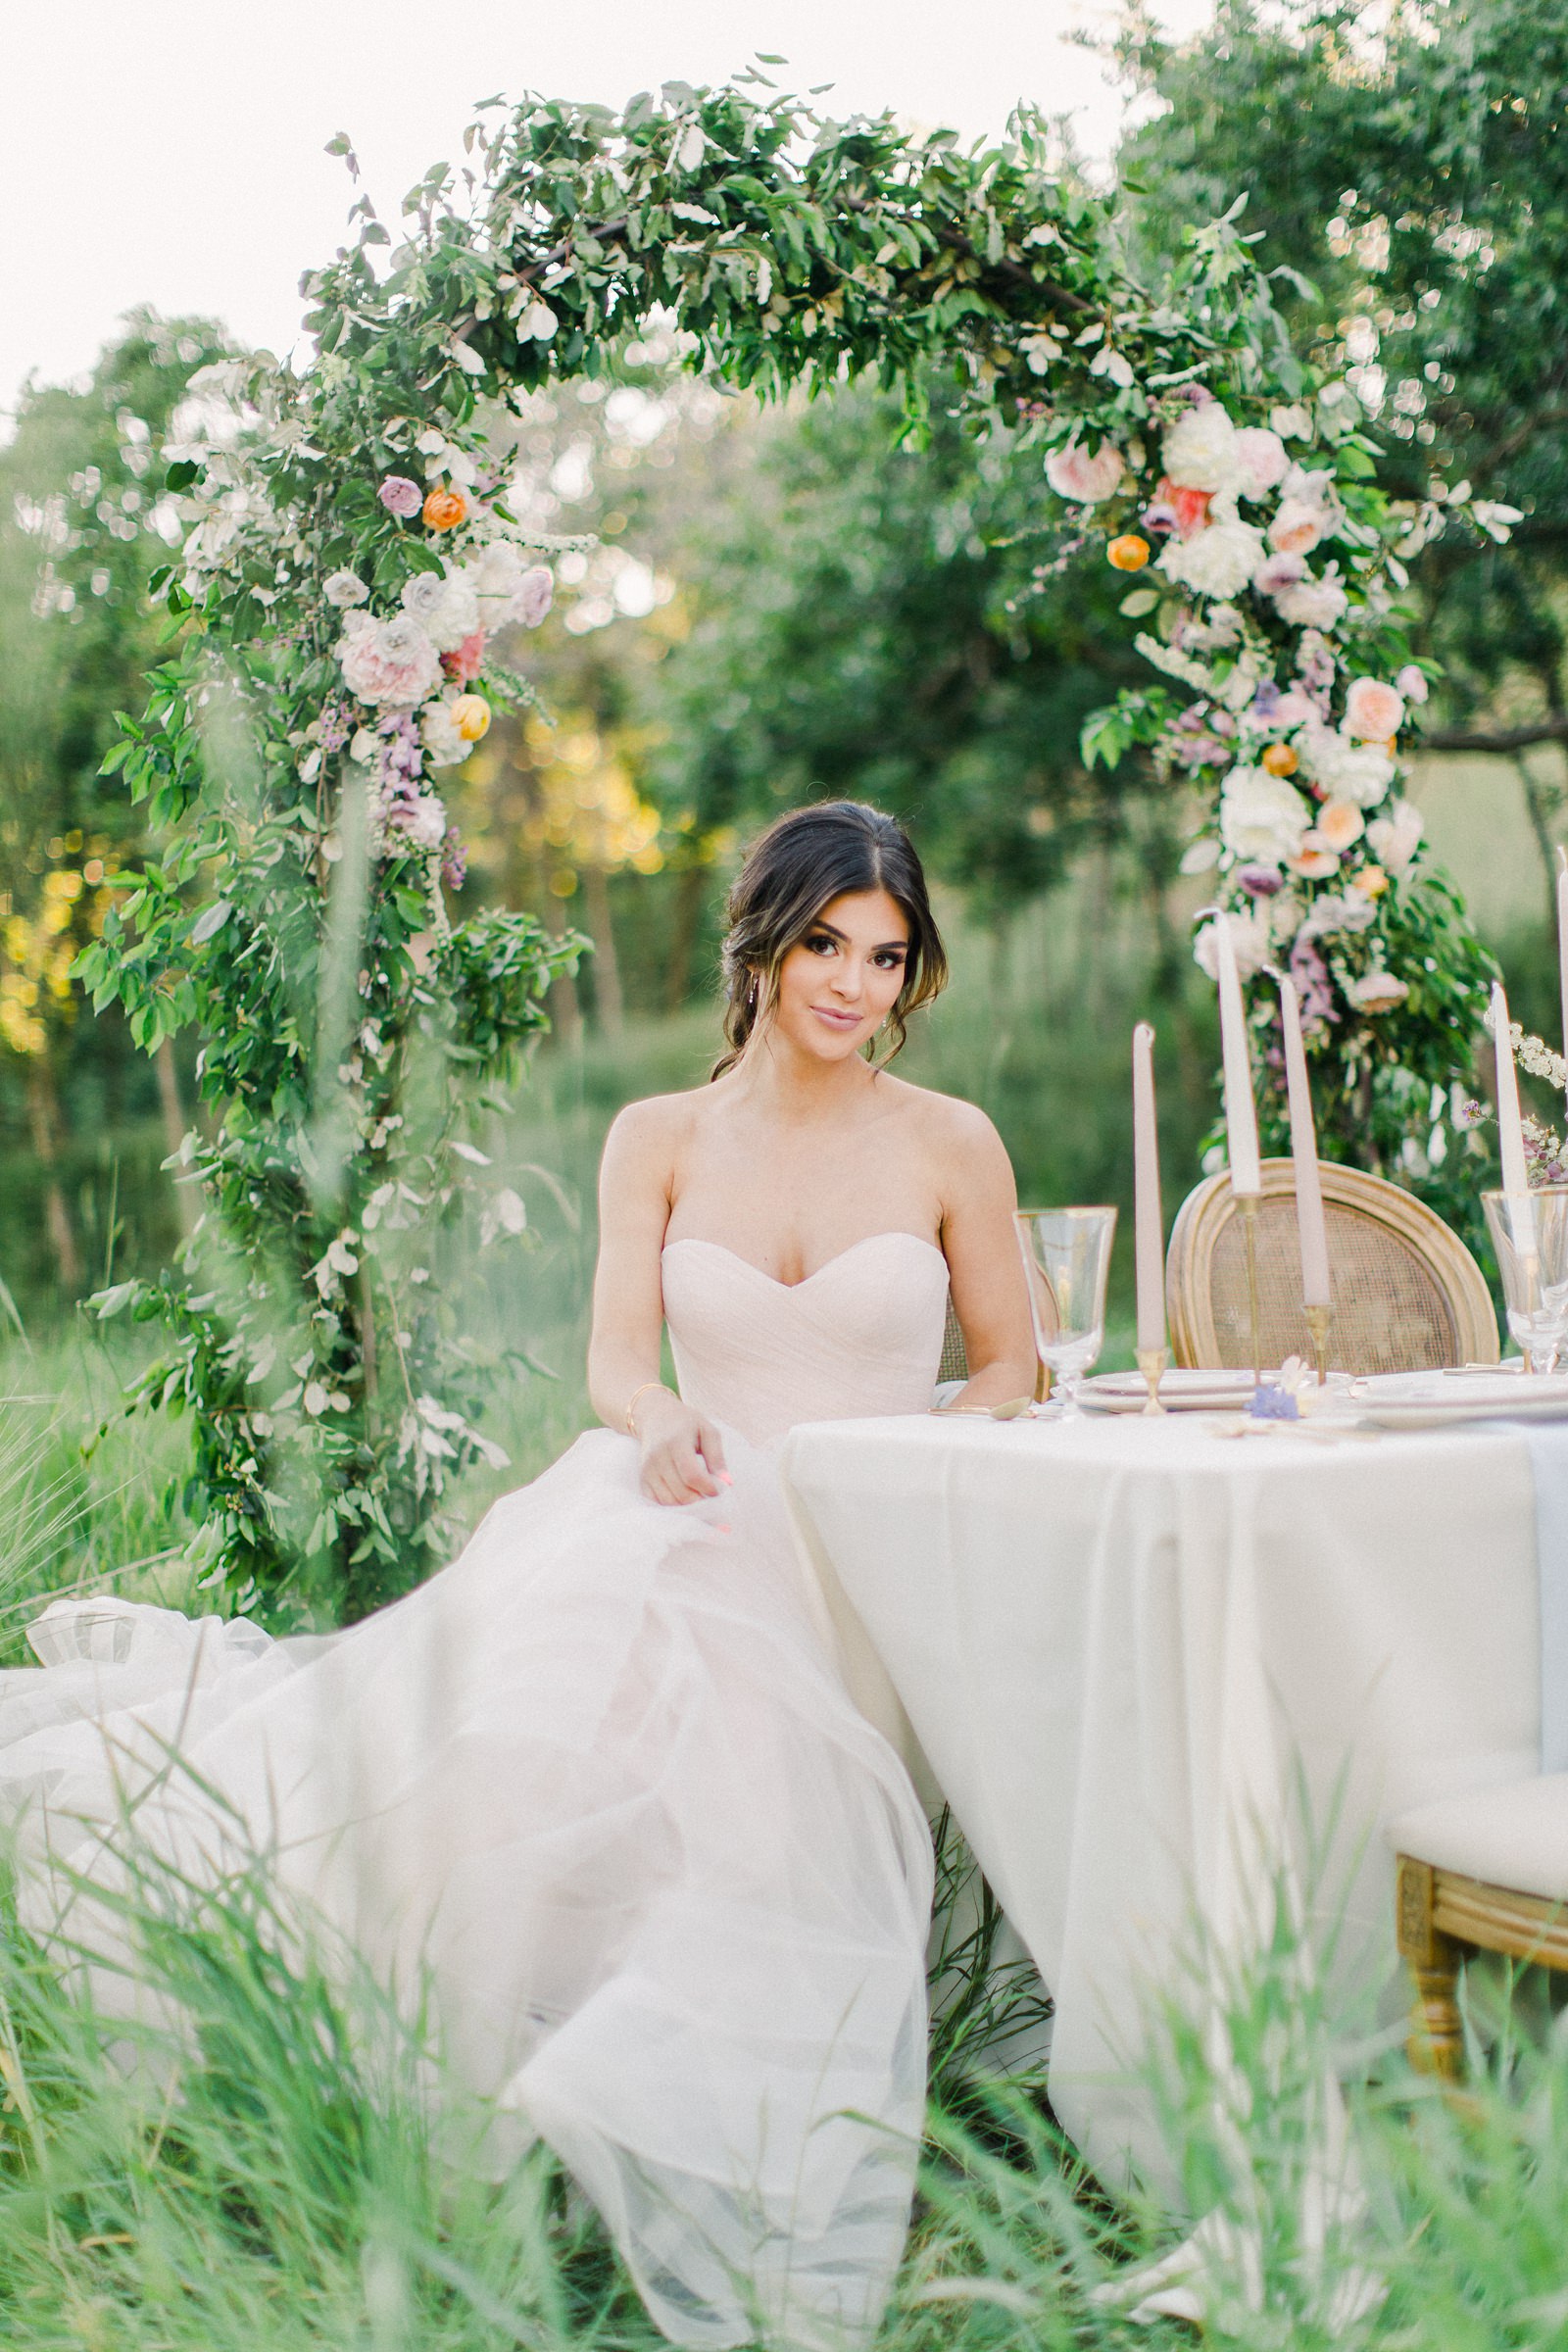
[5,0,1214,423]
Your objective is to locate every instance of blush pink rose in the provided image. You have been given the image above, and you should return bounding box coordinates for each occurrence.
[336,612,443,708]
[516,564,555,627]
[1233,426,1290,498]
[1045,437,1125,505]
[377,475,423,518]
[1344,677,1405,742]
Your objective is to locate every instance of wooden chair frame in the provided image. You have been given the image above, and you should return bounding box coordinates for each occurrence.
[1396,1851,1568,2077]
[1166,1157,1499,1372]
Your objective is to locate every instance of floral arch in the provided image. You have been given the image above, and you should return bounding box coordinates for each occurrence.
[86,76,1506,1621]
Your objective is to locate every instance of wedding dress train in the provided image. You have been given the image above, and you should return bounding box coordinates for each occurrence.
[0,1232,950,2350]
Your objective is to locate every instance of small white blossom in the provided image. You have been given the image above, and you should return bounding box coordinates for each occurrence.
[323,568,369,609]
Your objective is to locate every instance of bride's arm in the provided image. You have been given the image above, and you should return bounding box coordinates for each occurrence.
[588,1101,728,1505]
[934,1103,1041,1408]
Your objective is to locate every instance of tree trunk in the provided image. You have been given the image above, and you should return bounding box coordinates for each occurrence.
[542,895,582,1048]
[663,861,709,1013]
[156,1037,201,1235]
[582,864,624,1037]
[24,1054,81,1292]
[1515,753,1565,920]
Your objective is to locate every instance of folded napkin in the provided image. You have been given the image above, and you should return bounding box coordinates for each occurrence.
[1522,1422,1568,1772]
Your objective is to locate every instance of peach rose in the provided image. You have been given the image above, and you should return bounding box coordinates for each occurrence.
[1314,800,1365,853]
[1344,677,1405,742]
[1268,497,1331,557]
[422,485,468,533]
[1350,863,1389,899]
[1290,846,1342,881]
[451,693,491,742]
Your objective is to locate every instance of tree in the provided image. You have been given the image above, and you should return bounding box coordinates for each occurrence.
[0,312,230,1293]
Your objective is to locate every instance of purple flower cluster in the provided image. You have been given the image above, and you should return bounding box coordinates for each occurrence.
[1290,936,1339,1030]
[317,697,354,756]
[441,826,467,892]
[1169,705,1235,771]
[1526,1130,1568,1185]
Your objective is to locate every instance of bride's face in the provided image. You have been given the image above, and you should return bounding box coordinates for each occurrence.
[766,888,911,1062]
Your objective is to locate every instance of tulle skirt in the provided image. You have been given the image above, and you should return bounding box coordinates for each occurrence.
[0,1427,933,2350]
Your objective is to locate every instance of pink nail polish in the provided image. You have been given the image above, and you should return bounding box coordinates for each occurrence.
[717,1471,734,1488]
[713,1521,732,1535]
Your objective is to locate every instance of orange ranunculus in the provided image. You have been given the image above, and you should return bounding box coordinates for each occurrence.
[451,693,491,742]
[1350,862,1389,899]
[422,485,467,532]
[1260,741,1298,777]
[1108,534,1151,571]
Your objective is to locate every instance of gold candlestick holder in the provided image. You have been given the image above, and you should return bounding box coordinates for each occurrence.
[1238,1192,1263,1383]
[1303,1301,1332,1386]
[1135,1347,1168,1414]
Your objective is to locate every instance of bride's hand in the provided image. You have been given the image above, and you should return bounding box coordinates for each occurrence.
[633,1390,729,1506]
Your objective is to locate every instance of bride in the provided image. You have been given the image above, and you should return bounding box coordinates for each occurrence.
[0,799,1035,2351]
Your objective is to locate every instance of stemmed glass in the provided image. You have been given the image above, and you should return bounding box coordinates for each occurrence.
[1014,1207,1118,1416]
[1484,1186,1568,1373]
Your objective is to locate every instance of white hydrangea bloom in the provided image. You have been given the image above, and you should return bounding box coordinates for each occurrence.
[1162,404,1240,492]
[1158,516,1266,601]
[1219,765,1313,863]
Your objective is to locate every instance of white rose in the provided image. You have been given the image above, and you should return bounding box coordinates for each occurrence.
[1158,516,1266,601]
[1366,799,1423,874]
[1194,907,1272,982]
[1395,663,1430,707]
[1233,427,1290,499]
[1044,436,1125,505]
[419,696,469,767]
[1219,765,1313,863]
[1298,890,1378,943]
[1300,724,1395,808]
[1272,564,1348,628]
[337,612,442,708]
[400,568,482,653]
[323,568,369,609]
[1162,404,1240,493]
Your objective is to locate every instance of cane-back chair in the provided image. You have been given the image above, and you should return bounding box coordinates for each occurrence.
[1166,1158,1498,1375]
[1392,1778,1568,2078]
[938,1302,969,1385]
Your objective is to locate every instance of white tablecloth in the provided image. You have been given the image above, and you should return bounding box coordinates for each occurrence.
[779,1413,1541,2191]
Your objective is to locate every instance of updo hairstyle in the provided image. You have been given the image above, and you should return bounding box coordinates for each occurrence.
[711,801,948,1080]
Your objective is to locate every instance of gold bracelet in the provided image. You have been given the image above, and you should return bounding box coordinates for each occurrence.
[624,1380,667,1435]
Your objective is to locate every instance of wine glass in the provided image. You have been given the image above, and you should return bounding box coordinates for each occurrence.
[1014,1207,1118,1415]
[1484,1186,1568,1373]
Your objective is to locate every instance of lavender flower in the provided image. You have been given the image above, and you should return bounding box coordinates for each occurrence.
[441,827,467,891]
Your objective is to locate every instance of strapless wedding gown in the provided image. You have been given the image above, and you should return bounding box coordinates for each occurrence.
[0,1232,950,2351]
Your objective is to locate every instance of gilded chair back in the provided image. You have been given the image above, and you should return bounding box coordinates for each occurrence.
[1166,1158,1498,1374]
[938,1301,969,1385]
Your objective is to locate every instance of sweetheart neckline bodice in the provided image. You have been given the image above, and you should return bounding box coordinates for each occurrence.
[661,1231,947,1293]
[659,1231,951,1444]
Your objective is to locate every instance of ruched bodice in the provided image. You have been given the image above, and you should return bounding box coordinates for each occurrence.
[662,1233,951,1446]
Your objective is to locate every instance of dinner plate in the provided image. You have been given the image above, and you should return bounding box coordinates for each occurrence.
[1079,1368,1257,1414]
[1352,1369,1568,1429]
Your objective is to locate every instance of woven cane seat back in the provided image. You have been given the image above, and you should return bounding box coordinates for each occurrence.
[938,1300,969,1385]
[1167,1159,1498,1376]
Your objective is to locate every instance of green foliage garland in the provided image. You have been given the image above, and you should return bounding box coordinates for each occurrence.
[84,75,1505,1619]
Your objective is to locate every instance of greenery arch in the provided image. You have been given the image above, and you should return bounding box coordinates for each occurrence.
[83,74,1504,1622]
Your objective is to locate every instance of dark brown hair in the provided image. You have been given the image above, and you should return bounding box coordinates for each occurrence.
[710,801,949,1079]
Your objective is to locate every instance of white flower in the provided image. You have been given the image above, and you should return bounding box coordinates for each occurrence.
[1272,564,1348,629]
[419,696,469,767]
[1219,765,1313,863]
[1366,798,1423,874]
[1158,516,1265,601]
[1472,500,1523,542]
[1194,907,1272,981]
[1044,436,1125,505]
[1269,497,1333,557]
[400,567,481,653]
[1269,403,1314,441]
[336,612,442,707]
[1346,969,1410,1014]
[1395,662,1430,706]
[1162,404,1240,493]
[471,539,554,626]
[1298,890,1379,942]
[1233,427,1289,498]
[323,568,369,609]
[348,726,378,764]
[1299,723,1395,807]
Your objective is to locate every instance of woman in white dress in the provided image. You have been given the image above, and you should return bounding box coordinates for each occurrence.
[0,801,1035,2351]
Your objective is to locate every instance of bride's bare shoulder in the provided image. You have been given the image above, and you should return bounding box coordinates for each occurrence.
[878,1073,1007,1159]
[603,1085,712,1166]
